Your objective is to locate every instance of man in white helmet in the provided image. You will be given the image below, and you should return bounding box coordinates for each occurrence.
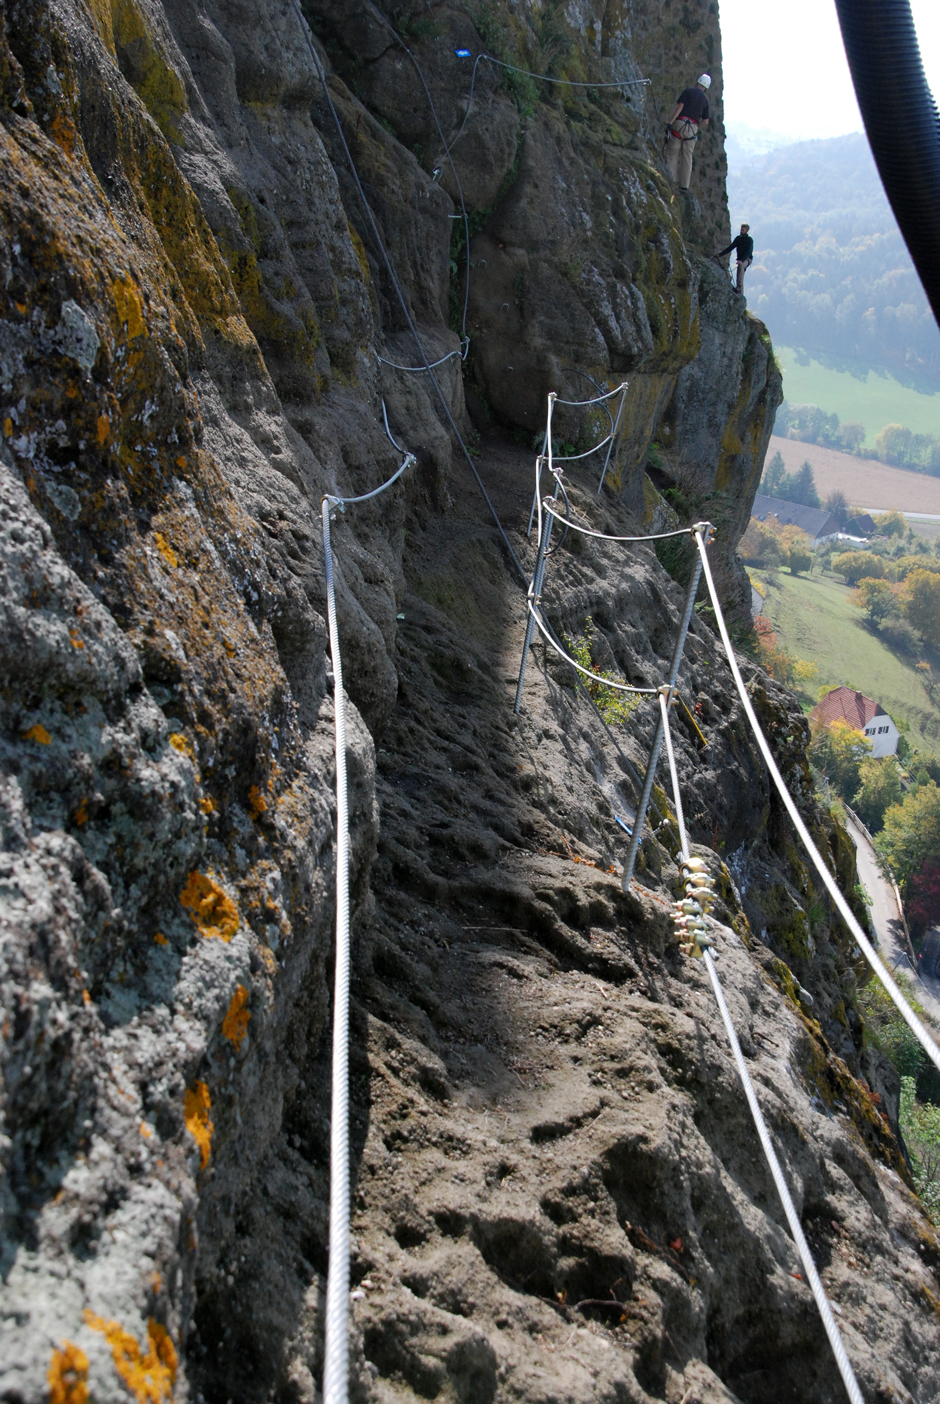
[664,74,711,191]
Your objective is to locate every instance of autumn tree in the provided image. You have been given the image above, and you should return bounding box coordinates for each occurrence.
[853,756,903,830]
[853,577,900,627]
[875,780,940,892]
[833,551,886,586]
[873,509,906,537]
[904,568,940,646]
[809,718,872,796]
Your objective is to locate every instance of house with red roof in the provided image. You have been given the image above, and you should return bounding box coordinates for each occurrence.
[808,686,899,758]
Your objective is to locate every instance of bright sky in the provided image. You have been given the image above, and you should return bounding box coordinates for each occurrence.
[719,0,940,141]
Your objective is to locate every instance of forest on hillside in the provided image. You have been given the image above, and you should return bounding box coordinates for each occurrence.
[727,134,940,378]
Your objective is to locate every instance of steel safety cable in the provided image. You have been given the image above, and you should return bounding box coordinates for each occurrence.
[376,345,466,374]
[541,500,698,543]
[554,383,628,407]
[361,0,473,347]
[292,0,526,584]
[449,52,650,152]
[694,530,940,1077]
[319,449,414,1404]
[524,597,659,695]
[658,691,864,1404]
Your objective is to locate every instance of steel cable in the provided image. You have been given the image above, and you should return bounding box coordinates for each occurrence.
[319,448,414,1404]
[292,0,526,583]
[658,690,864,1404]
[694,531,940,1077]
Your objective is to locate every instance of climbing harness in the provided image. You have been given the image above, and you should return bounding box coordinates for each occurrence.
[320,419,415,1404]
[658,686,864,1404]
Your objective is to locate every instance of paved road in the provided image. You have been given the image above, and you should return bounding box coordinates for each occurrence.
[845,812,940,1025]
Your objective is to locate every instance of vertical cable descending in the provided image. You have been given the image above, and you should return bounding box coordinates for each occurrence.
[694,532,940,1078]
[319,450,414,1404]
[658,692,865,1404]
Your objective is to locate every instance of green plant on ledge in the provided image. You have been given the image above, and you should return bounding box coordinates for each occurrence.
[563,620,641,725]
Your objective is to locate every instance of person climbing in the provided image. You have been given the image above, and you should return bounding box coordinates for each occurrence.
[664,74,711,191]
[715,224,754,293]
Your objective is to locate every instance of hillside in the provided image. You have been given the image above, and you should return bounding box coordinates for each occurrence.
[2,3,939,1403]
[728,133,940,379]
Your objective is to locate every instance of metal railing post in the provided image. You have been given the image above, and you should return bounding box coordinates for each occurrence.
[621,523,711,888]
[526,430,549,537]
[597,383,627,494]
[514,482,554,713]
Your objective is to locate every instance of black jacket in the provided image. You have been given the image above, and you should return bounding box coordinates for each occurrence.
[719,233,754,261]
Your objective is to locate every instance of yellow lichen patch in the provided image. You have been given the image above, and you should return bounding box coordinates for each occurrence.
[48,1341,89,1404]
[153,532,178,568]
[139,1121,152,1139]
[222,984,251,1049]
[23,723,51,744]
[153,931,168,946]
[70,629,85,650]
[3,417,12,436]
[97,415,110,444]
[74,798,89,826]
[921,1283,940,1318]
[84,1313,178,1404]
[197,795,216,815]
[168,733,193,758]
[49,109,77,157]
[180,871,239,941]
[112,276,146,341]
[112,0,188,143]
[85,0,116,53]
[183,1081,213,1169]
[247,784,267,818]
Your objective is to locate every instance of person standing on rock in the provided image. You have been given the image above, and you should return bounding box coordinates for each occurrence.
[716,223,754,294]
[664,74,711,191]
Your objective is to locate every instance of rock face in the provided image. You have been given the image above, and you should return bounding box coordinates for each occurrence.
[0,3,936,1404]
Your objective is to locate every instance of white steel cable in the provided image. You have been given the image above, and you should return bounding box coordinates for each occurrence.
[377,344,467,373]
[694,529,940,1078]
[551,434,613,461]
[541,500,695,543]
[555,382,629,406]
[658,691,864,1404]
[525,598,658,694]
[320,452,414,1404]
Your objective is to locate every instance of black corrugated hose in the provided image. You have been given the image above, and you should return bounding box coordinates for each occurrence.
[834,0,940,326]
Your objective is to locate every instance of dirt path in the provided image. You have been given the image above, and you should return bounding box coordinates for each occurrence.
[769,436,940,515]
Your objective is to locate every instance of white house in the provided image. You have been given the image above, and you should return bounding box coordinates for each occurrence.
[809,686,899,758]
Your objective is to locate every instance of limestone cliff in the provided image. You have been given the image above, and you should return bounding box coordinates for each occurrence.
[0,3,937,1404]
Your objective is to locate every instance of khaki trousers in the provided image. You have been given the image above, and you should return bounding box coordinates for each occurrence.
[736,258,752,293]
[665,120,696,187]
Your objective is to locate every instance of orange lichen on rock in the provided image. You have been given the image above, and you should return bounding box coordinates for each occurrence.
[48,1341,89,1404]
[74,798,89,825]
[180,871,239,941]
[112,276,146,340]
[168,733,193,758]
[97,414,110,444]
[23,723,51,744]
[84,1313,177,1404]
[153,533,178,567]
[247,784,267,817]
[197,795,216,815]
[153,932,168,946]
[183,1081,213,1170]
[222,984,251,1049]
[3,417,12,436]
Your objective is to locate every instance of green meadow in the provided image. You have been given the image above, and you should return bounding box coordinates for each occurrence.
[751,566,940,760]
[777,346,940,447]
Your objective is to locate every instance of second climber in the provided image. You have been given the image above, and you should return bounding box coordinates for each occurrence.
[664,74,711,192]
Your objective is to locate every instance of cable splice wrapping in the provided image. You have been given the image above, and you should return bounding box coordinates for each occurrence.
[694,530,940,1077]
[658,689,864,1404]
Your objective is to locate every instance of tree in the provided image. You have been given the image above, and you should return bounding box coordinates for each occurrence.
[761,450,786,496]
[908,860,940,937]
[833,550,886,586]
[874,510,906,537]
[853,755,903,830]
[853,576,900,627]
[825,489,849,526]
[780,524,812,574]
[740,517,783,566]
[876,423,914,466]
[838,422,866,454]
[875,780,940,892]
[777,460,821,507]
[904,568,940,646]
[900,1077,940,1218]
[809,718,872,797]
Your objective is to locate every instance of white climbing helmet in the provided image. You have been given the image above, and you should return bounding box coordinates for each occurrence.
[697,73,712,88]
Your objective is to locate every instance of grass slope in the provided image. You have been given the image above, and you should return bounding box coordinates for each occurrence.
[752,567,940,759]
[776,347,940,446]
